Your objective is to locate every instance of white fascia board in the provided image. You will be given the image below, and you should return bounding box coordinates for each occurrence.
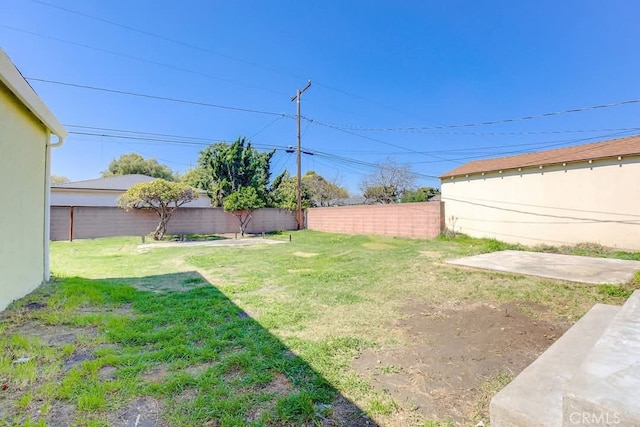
[0,49,68,140]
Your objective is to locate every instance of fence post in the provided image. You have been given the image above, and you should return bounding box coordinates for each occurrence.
[69,206,74,242]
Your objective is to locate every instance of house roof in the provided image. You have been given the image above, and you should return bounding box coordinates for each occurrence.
[0,49,67,139]
[53,174,157,191]
[440,135,640,178]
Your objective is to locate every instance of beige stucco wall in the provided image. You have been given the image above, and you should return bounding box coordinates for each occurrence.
[441,157,640,250]
[0,83,48,311]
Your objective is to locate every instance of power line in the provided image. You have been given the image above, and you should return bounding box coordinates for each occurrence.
[1,24,285,96]
[304,99,640,132]
[410,130,639,165]
[310,149,440,180]
[28,0,287,76]
[29,78,290,117]
[307,118,457,163]
[341,127,640,136]
[67,131,289,152]
[28,0,423,118]
[66,125,218,142]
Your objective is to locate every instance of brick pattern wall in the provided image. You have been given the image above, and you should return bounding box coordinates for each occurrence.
[306,202,444,239]
[51,206,297,241]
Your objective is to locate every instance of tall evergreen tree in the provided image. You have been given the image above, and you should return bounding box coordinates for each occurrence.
[197,137,274,206]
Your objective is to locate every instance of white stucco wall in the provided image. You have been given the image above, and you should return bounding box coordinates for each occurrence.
[441,157,640,250]
[51,188,212,207]
[0,83,48,311]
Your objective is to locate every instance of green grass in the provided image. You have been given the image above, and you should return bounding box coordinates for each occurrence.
[1,231,638,426]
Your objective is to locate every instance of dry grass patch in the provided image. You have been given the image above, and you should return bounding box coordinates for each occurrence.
[293,251,319,258]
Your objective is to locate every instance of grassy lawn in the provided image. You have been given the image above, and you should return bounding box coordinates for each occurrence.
[1,231,638,426]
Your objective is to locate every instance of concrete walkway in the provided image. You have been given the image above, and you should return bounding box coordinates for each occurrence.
[446,250,640,284]
[138,237,286,250]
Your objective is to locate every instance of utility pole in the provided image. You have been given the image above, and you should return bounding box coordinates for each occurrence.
[291,80,311,230]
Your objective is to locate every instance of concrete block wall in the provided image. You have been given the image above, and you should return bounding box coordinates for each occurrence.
[50,206,296,240]
[307,202,444,239]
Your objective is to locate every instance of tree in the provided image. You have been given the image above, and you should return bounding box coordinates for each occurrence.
[198,137,274,207]
[223,186,266,236]
[180,167,209,191]
[363,186,396,204]
[117,179,198,240]
[270,171,313,211]
[360,158,415,204]
[401,186,441,203]
[302,171,349,207]
[51,174,69,184]
[103,153,175,181]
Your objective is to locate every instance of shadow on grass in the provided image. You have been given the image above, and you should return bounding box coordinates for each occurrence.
[2,271,377,426]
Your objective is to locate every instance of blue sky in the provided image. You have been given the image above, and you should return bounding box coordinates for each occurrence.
[3,1,640,193]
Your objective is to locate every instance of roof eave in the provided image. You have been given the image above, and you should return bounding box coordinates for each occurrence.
[440,153,640,180]
[0,49,68,140]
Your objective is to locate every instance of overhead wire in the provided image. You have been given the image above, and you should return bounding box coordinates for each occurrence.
[28,0,423,118]
[30,78,290,117]
[0,24,286,96]
[305,98,640,132]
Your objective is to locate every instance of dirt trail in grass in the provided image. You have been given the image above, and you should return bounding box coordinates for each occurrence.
[353,300,570,424]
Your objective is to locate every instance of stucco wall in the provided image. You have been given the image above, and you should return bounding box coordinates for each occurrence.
[50,206,297,240]
[307,202,444,239]
[0,83,47,311]
[51,188,212,207]
[441,157,640,250]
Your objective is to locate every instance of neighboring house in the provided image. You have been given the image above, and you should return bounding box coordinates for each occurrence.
[331,196,368,206]
[0,49,67,312]
[51,174,212,207]
[440,135,640,250]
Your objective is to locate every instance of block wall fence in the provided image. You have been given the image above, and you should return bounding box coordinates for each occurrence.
[306,202,445,239]
[50,206,297,241]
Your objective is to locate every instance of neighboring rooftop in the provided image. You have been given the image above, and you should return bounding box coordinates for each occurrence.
[440,135,640,178]
[53,174,156,191]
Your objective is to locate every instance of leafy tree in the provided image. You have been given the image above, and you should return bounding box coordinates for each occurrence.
[51,174,69,184]
[270,171,312,211]
[180,167,209,190]
[198,137,274,206]
[102,153,175,181]
[401,186,441,203]
[117,179,198,240]
[223,186,266,236]
[302,171,349,207]
[360,158,415,204]
[363,186,397,204]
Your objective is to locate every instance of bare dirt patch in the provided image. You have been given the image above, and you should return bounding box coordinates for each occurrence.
[294,251,319,258]
[322,395,376,426]
[63,349,96,371]
[353,301,570,424]
[185,362,215,377]
[99,365,118,380]
[175,387,197,404]
[419,250,441,259]
[109,396,159,427]
[259,372,294,395]
[46,400,75,426]
[11,323,97,346]
[142,364,171,383]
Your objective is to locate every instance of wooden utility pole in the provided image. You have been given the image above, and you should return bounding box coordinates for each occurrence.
[291,80,311,230]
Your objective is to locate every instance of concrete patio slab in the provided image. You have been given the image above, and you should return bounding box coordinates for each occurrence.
[490,303,620,427]
[138,237,286,250]
[446,250,640,284]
